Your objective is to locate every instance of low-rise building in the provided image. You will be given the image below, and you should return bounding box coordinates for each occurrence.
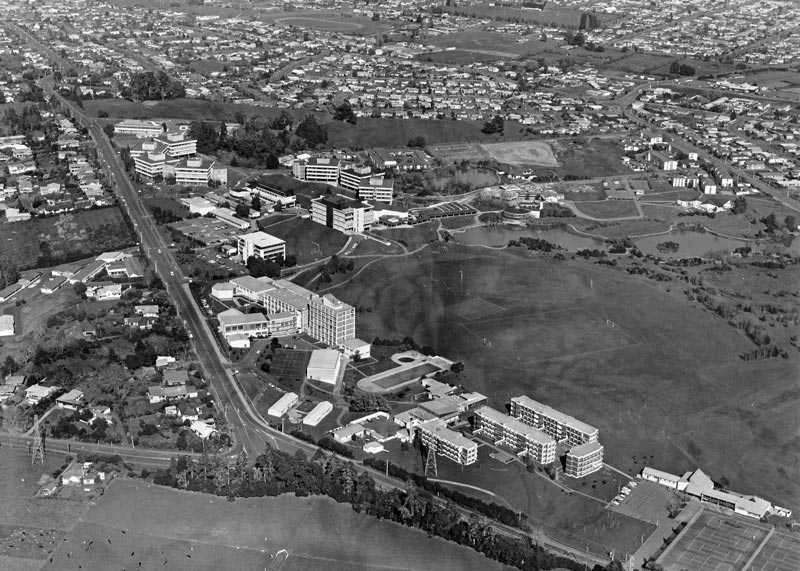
[25,384,58,405]
[0,314,14,337]
[114,119,164,138]
[56,388,85,410]
[268,392,298,417]
[247,180,297,208]
[302,401,333,427]
[306,349,344,385]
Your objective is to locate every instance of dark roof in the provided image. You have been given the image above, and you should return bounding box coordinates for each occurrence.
[317,195,369,210]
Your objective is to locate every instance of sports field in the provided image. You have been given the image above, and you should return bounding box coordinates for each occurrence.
[428,140,559,167]
[41,479,503,571]
[656,510,800,571]
[481,141,560,167]
[332,247,800,514]
[275,16,363,31]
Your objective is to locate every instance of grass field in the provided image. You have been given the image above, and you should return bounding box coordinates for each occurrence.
[258,218,347,264]
[41,479,504,571]
[0,207,135,270]
[373,222,439,250]
[552,138,630,178]
[482,141,560,167]
[331,247,800,514]
[573,200,640,219]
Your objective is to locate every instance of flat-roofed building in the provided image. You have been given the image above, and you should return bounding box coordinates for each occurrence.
[212,207,250,230]
[237,231,286,262]
[339,166,394,204]
[217,308,270,340]
[307,294,355,348]
[565,440,604,478]
[474,406,556,465]
[306,349,344,385]
[153,132,197,158]
[418,419,478,466]
[292,157,340,184]
[510,395,598,448]
[114,119,164,138]
[0,314,15,337]
[268,392,298,417]
[303,401,333,427]
[311,195,373,234]
[172,157,223,185]
[56,388,85,410]
[247,180,296,208]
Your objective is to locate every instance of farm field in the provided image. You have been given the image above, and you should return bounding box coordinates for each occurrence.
[331,247,800,514]
[573,199,640,220]
[0,207,135,270]
[41,478,505,571]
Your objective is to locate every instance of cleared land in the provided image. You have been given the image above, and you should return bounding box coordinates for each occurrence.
[573,200,640,219]
[41,479,504,571]
[482,141,560,167]
[332,247,800,514]
[0,208,134,270]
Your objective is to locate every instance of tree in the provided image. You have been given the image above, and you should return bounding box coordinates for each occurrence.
[73,282,87,299]
[333,102,357,124]
[102,123,115,139]
[731,196,747,214]
[407,136,426,148]
[251,195,262,212]
[784,215,797,231]
[235,203,250,218]
[481,115,504,135]
[295,115,328,148]
[247,256,281,278]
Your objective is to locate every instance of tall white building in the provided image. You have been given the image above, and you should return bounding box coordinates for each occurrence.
[114,119,164,138]
[237,231,286,262]
[292,157,340,184]
[339,166,394,204]
[311,195,373,234]
[308,294,356,348]
[510,396,598,448]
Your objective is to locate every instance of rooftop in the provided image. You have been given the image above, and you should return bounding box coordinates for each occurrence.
[511,395,598,437]
[476,406,555,446]
[308,349,341,371]
[238,231,286,248]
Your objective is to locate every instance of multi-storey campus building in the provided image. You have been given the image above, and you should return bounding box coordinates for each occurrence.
[418,419,478,466]
[228,275,356,349]
[510,395,603,477]
[237,231,286,262]
[474,406,557,465]
[293,156,394,205]
[311,195,373,234]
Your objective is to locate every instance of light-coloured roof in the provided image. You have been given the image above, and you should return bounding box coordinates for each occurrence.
[568,440,603,458]
[57,388,84,403]
[218,308,268,327]
[419,420,476,450]
[475,406,555,445]
[642,466,682,482]
[238,231,285,248]
[308,349,341,371]
[511,395,598,437]
[230,275,276,294]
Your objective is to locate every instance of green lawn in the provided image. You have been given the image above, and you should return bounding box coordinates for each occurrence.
[259,218,347,265]
[373,223,439,250]
[330,246,800,514]
[574,200,639,219]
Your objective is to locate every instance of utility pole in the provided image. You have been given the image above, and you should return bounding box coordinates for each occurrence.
[30,414,46,465]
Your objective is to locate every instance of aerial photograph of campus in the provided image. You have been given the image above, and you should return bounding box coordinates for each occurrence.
[0,0,798,569]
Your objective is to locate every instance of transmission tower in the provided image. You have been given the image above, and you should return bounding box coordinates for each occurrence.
[424,442,438,479]
[30,414,46,465]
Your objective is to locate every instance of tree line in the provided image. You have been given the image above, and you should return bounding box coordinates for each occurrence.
[149,445,621,571]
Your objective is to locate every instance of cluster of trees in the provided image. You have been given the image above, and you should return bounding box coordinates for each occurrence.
[576,249,607,258]
[371,335,435,355]
[407,136,426,148]
[739,345,788,361]
[540,204,575,218]
[669,61,696,76]
[4,105,46,135]
[148,446,619,571]
[481,115,505,135]
[508,237,557,252]
[761,213,797,234]
[124,71,185,101]
[245,255,294,279]
[345,394,390,413]
[319,254,354,284]
[150,206,184,224]
[656,241,680,253]
[333,102,357,124]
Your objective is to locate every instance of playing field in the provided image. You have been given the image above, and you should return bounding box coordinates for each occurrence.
[481,141,560,167]
[371,362,439,389]
[331,246,800,514]
[657,510,800,571]
[41,479,503,571]
[274,16,363,31]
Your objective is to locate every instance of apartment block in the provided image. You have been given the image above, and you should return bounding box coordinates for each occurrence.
[247,179,296,208]
[237,231,286,262]
[510,395,598,448]
[114,119,164,138]
[418,420,478,466]
[565,441,604,478]
[473,406,556,465]
[311,195,373,234]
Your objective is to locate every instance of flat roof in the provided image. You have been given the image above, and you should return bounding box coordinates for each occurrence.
[230,275,277,294]
[419,420,476,449]
[568,440,603,457]
[511,395,598,436]
[238,231,285,248]
[315,195,370,210]
[475,406,555,445]
[218,308,268,326]
[308,349,341,371]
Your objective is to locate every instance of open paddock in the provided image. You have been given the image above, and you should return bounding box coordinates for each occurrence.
[573,199,640,220]
[274,16,364,32]
[42,479,501,571]
[481,140,560,167]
